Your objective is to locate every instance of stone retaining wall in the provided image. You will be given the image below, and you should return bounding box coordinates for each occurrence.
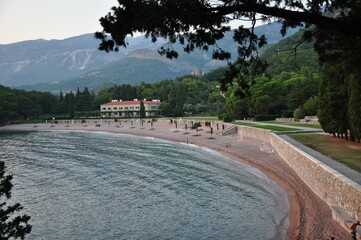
[237,126,361,228]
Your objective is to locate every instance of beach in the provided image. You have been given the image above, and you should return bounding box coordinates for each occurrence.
[0,120,350,239]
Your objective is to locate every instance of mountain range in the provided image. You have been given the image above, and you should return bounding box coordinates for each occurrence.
[0,22,299,92]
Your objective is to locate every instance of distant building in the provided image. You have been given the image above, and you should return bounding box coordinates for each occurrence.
[191,68,204,76]
[100,99,161,118]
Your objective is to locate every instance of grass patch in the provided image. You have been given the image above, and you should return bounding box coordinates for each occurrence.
[235,122,298,131]
[290,134,361,173]
[261,120,322,129]
[234,122,258,127]
[254,125,299,131]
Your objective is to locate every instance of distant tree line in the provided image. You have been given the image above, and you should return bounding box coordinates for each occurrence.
[1,65,318,121]
[0,70,223,123]
[0,85,58,123]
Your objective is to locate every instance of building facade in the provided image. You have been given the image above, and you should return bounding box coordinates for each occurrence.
[100,99,161,118]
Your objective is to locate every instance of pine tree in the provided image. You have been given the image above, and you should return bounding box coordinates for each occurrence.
[140,100,145,118]
[318,62,348,137]
[347,74,361,141]
[68,92,75,119]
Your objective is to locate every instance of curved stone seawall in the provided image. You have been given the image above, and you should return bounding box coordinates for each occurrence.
[237,126,361,229]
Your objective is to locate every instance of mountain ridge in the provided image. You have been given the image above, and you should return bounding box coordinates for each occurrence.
[0,22,300,91]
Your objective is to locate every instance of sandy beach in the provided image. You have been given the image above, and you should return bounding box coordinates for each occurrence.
[0,120,350,239]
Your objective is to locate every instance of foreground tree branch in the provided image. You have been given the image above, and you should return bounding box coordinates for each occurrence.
[0,161,32,240]
[96,0,361,54]
[212,3,360,37]
[95,0,361,95]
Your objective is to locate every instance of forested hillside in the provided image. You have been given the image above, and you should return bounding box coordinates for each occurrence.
[262,30,319,75]
[1,27,319,124]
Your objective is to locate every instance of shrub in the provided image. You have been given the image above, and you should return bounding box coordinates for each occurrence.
[223,115,234,122]
[294,107,306,119]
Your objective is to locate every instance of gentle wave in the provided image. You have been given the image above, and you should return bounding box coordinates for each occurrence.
[0,131,289,240]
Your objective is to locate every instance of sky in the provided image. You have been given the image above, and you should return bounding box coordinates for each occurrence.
[0,0,250,45]
[0,0,119,44]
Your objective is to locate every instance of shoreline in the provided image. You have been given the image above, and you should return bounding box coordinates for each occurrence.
[0,121,349,239]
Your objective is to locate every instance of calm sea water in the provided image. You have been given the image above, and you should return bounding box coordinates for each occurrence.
[0,131,289,240]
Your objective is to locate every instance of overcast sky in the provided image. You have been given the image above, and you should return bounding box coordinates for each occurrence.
[0,0,118,44]
[0,0,252,45]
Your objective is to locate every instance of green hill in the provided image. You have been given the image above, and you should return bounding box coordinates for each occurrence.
[261,30,319,75]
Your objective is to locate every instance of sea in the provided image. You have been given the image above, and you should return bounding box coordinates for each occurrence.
[0,130,289,240]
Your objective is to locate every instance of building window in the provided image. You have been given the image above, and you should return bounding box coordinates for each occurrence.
[108,107,111,110]
[113,107,118,110]
[125,107,128,110]
[102,107,106,110]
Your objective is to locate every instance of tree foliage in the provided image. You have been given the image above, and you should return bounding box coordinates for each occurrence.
[139,100,145,118]
[95,0,360,92]
[293,106,306,119]
[0,85,57,123]
[246,71,319,117]
[303,96,319,116]
[261,30,319,76]
[96,0,360,54]
[0,161,32,239]
[318,62,349,138]
[316,21,361,141]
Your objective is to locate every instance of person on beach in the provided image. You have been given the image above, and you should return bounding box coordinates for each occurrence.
[351,220,360,240]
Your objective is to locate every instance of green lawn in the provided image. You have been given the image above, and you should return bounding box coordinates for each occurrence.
[261,120,323,129]
[253,125,299,131]
[234,122,258,127]
[234,122,299,131]
[289,134,361,173]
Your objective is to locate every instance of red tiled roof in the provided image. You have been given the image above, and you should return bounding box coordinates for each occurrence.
[101,100,161,106]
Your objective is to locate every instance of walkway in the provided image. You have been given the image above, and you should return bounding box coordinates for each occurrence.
[236,120,361,186]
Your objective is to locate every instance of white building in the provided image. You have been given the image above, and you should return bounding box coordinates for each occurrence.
[100,99,161,118]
